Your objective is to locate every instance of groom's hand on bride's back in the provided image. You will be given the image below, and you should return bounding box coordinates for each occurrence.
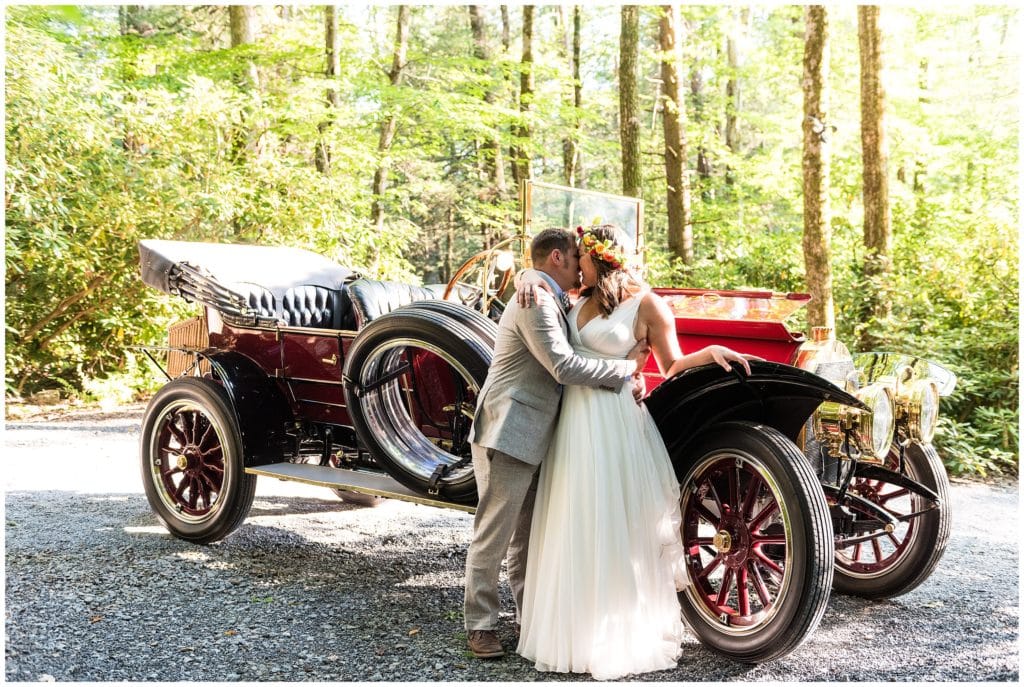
[629,373,646,404]
[626,338,651,368]
[626,339,651,404]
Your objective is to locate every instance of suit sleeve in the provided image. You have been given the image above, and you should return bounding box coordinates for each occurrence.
[515,296,635,391]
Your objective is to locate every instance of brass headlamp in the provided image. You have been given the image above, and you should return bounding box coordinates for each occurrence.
[893,367,940,443]
[815,383,896,462]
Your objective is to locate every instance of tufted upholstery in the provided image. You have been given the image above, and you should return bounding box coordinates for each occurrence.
[230,281,356,329]
[281,284,354,329]
[347,279,438,329]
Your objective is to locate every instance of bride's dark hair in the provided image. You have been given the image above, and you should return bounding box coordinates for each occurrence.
[579,224,643,317]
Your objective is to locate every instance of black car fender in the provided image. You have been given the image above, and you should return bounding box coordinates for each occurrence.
[202,350,295,467]
[644,360,866,467]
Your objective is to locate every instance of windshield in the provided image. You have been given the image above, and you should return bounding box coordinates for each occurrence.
[522,181,644,261]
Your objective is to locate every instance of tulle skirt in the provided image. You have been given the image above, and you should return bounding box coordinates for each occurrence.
[517,382,686,680]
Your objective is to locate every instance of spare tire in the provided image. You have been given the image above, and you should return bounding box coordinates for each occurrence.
[402,299,498,347]
[342,307,492,504]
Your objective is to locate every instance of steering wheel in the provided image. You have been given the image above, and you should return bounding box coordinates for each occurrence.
[443,237,525,317]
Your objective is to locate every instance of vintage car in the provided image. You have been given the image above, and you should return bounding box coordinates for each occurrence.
[136,181,955,664]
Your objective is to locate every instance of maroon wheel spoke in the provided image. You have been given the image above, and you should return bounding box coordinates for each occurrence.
[174,477,189,501]
[706,480,726,517]
[181,411,197,445]
[752,533,786,546]
[698,555,724,581]
[727,466,740,513]
[871,537,884,562]
[740,470,762,518]
[748,560,772,606]
[695,500,720,526]
[716,568,735,607]
[167,419,188,447]
[196,421,216,452]
[736,567,751,616]
[852,542,863,560]
[887,532,901,547]
[877,488,910,504]
[200,444,223,460]
[187,478,200,510]
[198,471,220,494]
[694,536,715,547]
[749,500,779,531]
[753,549,784,577]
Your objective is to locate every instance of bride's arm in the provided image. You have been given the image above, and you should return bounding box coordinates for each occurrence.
[637,293,758,377]
[513,268,554,308]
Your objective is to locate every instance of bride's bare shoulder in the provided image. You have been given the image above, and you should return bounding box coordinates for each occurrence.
[637,290,673,322]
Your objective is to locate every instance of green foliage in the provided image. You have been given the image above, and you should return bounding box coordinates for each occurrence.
[4,6,1016,480]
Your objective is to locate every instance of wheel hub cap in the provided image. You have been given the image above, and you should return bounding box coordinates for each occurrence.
[713,530,732,553]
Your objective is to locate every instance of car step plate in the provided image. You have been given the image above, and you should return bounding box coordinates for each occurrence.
[245,462,476,514]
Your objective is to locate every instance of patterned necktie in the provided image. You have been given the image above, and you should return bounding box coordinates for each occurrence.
[559,291,571,313]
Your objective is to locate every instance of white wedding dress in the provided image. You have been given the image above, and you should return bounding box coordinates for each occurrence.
[517,294,686,680]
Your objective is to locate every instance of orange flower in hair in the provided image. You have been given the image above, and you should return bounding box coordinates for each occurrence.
[576,226,628,270]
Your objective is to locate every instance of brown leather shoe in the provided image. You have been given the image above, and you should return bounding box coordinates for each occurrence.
[467,629,505,658]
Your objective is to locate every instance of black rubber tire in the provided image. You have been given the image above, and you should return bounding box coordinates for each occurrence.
[675,421,833,664]
[832,442,952,599]
[402,299,498,347]
[140,377,256,544]
[342,307,492,504]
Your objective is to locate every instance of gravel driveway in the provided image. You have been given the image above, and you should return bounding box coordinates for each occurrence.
[4,406,1019,682]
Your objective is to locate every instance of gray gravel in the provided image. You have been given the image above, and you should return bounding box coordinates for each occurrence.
[4,407,1019,682]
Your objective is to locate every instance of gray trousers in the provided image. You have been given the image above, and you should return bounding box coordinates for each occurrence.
[463,444,539,631]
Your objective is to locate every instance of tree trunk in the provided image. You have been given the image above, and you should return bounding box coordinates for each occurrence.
[688,22,713,199]
[315,5,341,175]
[561,6,582,187]
[801,5,835,330]
[858,4,892,346]
[724,8,749,154]
[619,5,642,199]
[512,6,535,188]
[469,5,506,195]
[228,4,259,91]
[228,5,259,235]
[659,5,693,264]
[370,5,410,233]
[724,7,749,187]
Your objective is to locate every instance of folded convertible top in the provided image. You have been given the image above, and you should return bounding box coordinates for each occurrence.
[138,239,358,320]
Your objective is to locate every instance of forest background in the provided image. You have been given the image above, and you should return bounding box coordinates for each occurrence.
[4,5,1019,477]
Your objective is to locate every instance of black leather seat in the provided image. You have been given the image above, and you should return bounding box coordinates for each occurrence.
[232,281,355,329]
[347,279,437,329]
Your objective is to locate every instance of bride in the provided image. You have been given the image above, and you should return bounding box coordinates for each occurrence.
[515,224,756,680]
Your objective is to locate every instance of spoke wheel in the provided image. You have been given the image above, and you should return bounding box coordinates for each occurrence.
[832,442,951,598]
[140,377,256,543]
[343,307,492,504]
[676,422,832,663]
[443,238,524,316]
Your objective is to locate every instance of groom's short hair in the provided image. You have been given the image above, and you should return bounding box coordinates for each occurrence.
[530,228,575,265]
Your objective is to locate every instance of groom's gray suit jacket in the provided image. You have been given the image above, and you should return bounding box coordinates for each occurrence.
[468,291,636,466]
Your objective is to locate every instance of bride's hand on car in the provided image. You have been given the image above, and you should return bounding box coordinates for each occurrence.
[705,345,761,375]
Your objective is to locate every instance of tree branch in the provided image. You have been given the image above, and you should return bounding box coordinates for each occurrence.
[23,274,107,341]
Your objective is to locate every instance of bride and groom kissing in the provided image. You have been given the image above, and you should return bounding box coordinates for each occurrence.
[461,225,755,680]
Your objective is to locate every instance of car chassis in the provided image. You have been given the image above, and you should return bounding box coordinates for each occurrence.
[136,181,955,663]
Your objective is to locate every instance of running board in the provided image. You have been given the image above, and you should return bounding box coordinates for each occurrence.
[245,462,476,514]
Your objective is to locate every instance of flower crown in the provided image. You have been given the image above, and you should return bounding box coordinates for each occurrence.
[576,226,628,270]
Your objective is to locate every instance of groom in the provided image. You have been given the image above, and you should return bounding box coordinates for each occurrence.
[462,227,647,659]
